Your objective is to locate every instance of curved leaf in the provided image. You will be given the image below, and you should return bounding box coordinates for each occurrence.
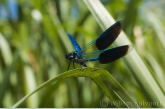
[12,68,139,108]
[83,0,165,107]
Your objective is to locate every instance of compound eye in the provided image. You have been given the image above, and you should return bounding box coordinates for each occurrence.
[73,52,77,56]
[65,53,70,59]
[66,52,76,60]
[65,53,72,59]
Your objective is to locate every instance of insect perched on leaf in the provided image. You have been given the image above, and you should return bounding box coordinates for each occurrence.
[66,21,133,70]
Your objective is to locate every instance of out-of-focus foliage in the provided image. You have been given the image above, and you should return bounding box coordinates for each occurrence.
[0,0,165,108]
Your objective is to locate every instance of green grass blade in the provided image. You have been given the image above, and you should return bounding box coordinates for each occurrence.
[145,52,165,91]
[145,11,165,50]
[83,0,165,107]
[11,68,139,108]
[0,33,12,65]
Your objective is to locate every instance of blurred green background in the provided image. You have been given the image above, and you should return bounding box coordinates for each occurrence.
[0,0,165,108]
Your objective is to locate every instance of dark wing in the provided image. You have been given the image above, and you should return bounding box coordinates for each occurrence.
[99,45,132,64]
[96,21,122,50]
[81,21,122,55]
[82,45,133,63]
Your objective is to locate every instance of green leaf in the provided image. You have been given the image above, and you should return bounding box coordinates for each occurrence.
[83,0,165,107]
[12,68,139,108]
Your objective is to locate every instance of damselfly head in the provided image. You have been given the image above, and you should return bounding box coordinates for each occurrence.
[65,52,76,60]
